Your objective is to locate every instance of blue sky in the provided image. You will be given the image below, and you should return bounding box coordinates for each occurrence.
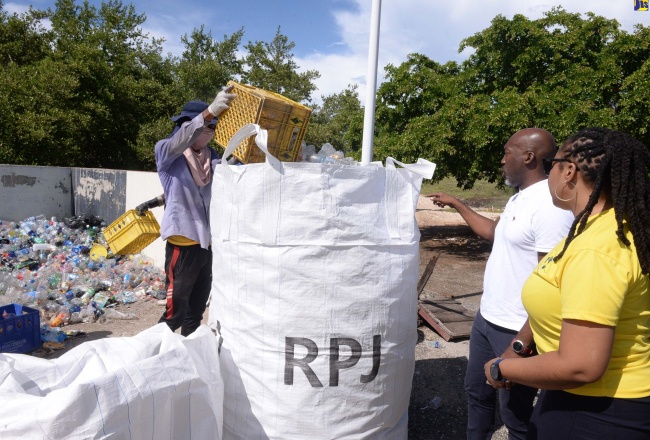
[4,1,649,105]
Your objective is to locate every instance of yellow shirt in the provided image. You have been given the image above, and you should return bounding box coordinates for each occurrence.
[167,235,199,246]
[522,209,650,398]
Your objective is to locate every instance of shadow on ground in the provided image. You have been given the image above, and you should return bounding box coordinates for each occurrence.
[408,355,469,440]
[40,330,112,359]
[419,225,492,262]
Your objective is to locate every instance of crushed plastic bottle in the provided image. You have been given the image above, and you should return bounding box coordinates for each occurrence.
[41,325,68,343]
[49,312,66,327]
[113,291,137,304]
[102,308,137,320]
[305,142,356,165]
[0,213,166,328]
[92,291,111,309]
[300,142,316,161]
[430,396,443,410]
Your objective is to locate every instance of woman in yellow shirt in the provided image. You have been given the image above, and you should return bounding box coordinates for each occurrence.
[484,128,650,439]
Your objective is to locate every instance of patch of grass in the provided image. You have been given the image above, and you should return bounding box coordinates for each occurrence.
[421,177,514,211]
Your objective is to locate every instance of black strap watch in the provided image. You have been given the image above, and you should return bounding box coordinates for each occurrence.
[511,339,535,357]
[490,358,504,381]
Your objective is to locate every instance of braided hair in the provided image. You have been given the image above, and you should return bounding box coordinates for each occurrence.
[553,127,650,274]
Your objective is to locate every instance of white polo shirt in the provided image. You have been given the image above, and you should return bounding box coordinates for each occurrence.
[480,179,574,330]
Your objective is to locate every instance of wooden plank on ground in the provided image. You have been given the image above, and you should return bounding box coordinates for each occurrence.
[417,253,440,294]
[418,299,476,341]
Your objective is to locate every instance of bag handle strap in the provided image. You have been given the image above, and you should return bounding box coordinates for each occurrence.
[221,123,281,169]
[385,157,436,179]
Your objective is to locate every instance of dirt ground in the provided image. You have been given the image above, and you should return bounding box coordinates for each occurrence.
[37,196,505,440]
[409,197,506,440]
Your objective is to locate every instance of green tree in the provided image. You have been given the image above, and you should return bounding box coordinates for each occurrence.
[241,27,319,104]
[609,25,650,138]
[132,25,247,170]
[176,25,244,103]
[0,1,51,65]
[305,85,364,157]
[374,8,650,188]
[0,0,176,169]
[373,54,463,175]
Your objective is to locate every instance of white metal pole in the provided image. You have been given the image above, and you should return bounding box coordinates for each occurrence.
[361,0,382,166]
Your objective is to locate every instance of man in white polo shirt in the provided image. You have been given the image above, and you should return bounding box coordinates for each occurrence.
[427,128,573,440]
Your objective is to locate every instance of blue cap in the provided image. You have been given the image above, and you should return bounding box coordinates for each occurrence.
[170,100,218,125]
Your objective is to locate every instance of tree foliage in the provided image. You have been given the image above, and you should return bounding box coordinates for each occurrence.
[374,8,650,187]
[0,1,319,170]
[1,2,648,181]
[132,25,246,170]
[176,25,244,103]
[0,0,178,169]
[242,26,320,104]
[305,85,364,157]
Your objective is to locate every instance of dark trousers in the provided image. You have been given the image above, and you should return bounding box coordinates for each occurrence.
[158,242,212,336]
[528,390,650,440]
[465,311,538,440]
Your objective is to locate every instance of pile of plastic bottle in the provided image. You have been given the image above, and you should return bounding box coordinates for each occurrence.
[301,142,357,165]
[0,214,166,344]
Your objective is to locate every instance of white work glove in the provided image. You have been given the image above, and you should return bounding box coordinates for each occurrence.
[208,85,236,117]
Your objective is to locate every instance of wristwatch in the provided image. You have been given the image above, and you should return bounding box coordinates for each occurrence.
[511,339,535,357]
[490,358,504,381]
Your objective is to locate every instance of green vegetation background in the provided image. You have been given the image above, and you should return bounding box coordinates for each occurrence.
[1,1,649,190]
[422,178,513,211]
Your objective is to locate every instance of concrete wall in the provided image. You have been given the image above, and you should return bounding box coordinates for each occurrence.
[0,165,164,267]
[72,168,127,224]
[0,165,73,222]
[125,171,165,268]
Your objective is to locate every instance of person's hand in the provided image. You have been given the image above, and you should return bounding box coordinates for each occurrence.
[208,85,236,116]
[135,202,149,216]
[425,192,457,209]
[484,358,513,390]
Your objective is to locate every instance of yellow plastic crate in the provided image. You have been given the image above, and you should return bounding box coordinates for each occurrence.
[103,210,160,255]
[214,81,312,164]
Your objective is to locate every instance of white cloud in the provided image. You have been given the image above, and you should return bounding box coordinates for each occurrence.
[296,52,368,102]
[5,2,31,14]
[141,10,216,58]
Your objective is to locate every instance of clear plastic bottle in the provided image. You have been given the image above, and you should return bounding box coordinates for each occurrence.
[301,143,316,162]
[102,308,137,320]
[23,215,46,223]
[19,223,35,237]
[15,247,31,261]
[69,311,84,323]
[123,272,132,288]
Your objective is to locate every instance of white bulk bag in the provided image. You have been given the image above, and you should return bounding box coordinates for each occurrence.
[209,124,435,439]
[0,324,223,440]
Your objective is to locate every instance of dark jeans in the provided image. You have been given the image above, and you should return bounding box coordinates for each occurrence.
[528,390,650,440]
[465,310,538,440]
[159,242,212,336]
